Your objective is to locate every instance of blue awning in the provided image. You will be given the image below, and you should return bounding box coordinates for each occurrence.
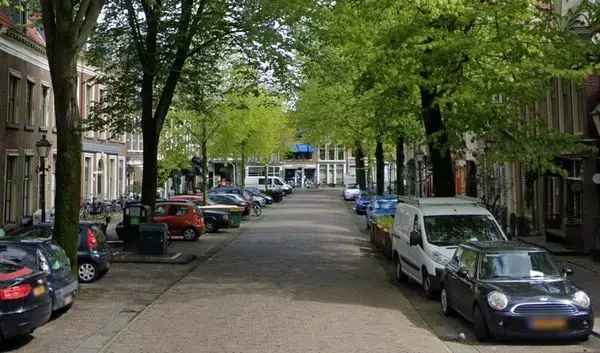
[292,144,314,153]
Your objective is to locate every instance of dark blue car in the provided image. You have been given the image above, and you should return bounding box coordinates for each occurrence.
[365,197,397,230]
[441,241,592,342]
[353,193,371,215]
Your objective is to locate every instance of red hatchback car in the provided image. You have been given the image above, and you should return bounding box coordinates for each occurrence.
[153,202,205,241]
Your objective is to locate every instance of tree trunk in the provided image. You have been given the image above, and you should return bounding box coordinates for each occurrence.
[420,85,455,197]
[48,57,81,273]
[355,143,366,191]
[201,140,208,205]
[240,145,246,188]
[396,136,405,196]
[375,141,385,195]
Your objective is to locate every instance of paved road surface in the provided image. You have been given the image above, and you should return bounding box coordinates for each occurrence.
[102,190,600,353]
[6,190,600,353]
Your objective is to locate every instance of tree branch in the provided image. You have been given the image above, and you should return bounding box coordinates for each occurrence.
[75,0,105,49]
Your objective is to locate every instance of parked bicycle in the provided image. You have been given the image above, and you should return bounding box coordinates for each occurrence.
[252,201,263,217]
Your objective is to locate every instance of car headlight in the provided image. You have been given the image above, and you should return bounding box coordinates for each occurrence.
[487,291,509,311]
[431,251,450,266]
[573,291,591,309]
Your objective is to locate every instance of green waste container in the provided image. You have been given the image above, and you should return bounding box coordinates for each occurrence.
[228,209,242,228]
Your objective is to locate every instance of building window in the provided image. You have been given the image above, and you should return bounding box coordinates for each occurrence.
[23,156,32,217]
[41,86,49,128]
[565,159,583,225]
[336,164,344,184]
[4,156,18,224]
[26,80,34,127]
[267,166,280,177]
[118,159,125,196]
[319,146,326,160]
[328,146,335,161]
[563,80,573,134]
[84,157,92,199]
[247,166,264,177]
[109,158,115,199]
[319,164,327,184]
[8,74,20,125]
[97,159,104,197]
[337,145,344,160]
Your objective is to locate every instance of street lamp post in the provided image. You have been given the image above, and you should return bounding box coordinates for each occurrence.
[36,135,51,223]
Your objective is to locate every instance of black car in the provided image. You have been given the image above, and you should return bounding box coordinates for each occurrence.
[244,187,273,205]
[76,223,111,283]
[0,231,77,314]
[28,223,111,283]
[0,257,51,340]
[208,194,251,216]
[441,241,592,342]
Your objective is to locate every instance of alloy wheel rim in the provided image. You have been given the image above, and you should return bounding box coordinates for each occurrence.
[184,229,196,239]
[79,263,95,281]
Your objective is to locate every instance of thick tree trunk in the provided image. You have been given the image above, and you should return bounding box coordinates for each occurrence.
[420,86,455,197]
[141,126,159,209]
[396,137,405,196]
[355,143,366,191]
[375,141,385,195]
[264,164,269,192]
[48,58,81,273]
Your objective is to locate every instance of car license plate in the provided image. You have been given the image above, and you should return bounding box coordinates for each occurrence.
[64,295,72,305]
[531,318,567,331]
[33,285,45,297]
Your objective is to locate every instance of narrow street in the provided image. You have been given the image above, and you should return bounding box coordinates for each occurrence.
[6,190,600,353]
[99,190,600,353]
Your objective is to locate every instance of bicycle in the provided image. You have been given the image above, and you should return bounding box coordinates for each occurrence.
[252,201,262,217]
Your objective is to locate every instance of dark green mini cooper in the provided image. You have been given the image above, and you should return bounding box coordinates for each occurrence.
[440,241,592,342]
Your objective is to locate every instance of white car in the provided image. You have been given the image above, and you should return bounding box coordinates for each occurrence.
[391,197,507,298]
[343,185,361,200]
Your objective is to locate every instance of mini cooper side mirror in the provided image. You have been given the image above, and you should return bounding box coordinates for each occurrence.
[563,268,573,277]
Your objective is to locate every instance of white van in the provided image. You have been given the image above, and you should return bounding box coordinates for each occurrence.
[246,176,293,194]
[391,197,507,297]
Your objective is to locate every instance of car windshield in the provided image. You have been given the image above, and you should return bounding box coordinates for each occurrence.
[7,226,52,239]
[480,252,560,280]
[423,215,503,246]
[375,200,396,211]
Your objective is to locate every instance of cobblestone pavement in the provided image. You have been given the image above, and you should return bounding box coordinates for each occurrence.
[7,190,600,353]
[1,229,240,353]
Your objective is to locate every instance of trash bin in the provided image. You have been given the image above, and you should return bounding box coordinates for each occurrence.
[228,208,242,228]
[138,223,169,255]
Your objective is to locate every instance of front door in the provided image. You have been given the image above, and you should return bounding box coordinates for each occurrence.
[402,213,422,281]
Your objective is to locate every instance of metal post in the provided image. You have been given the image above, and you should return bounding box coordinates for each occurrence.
[39,156,46,223]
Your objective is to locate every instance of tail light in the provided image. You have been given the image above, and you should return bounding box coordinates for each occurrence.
[0,284,32,301]
[87,228,98,251]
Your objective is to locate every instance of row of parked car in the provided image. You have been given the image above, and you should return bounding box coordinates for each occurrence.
[344,185,593,342]
[0,185,291,342]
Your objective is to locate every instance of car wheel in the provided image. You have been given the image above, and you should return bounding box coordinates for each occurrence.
[394,255,407,282]
[78,262,98,283]
[422,271,435,299]
[576,335,589,342]
[183,228,199,241]
[440,288,454,316]
[473,305,491,342]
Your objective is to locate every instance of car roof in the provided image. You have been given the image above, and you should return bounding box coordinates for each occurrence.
[462,241,543,253]
[156,201,194,207]
[397,197,491,216]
